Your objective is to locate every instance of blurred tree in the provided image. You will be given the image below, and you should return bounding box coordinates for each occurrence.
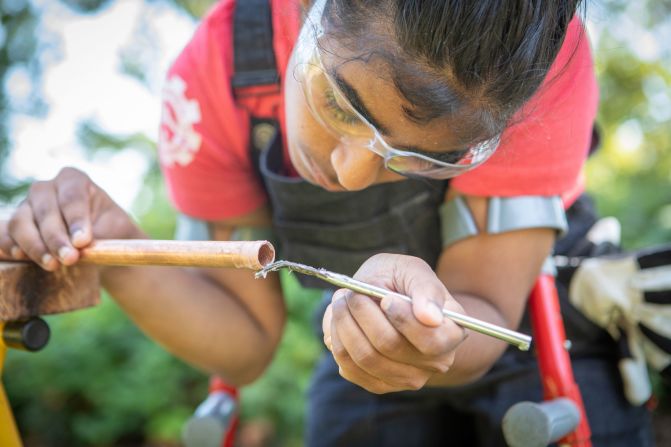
[2,0,670,446]
[58,0,113,13]
[0,0,44,200]
[586,0,671,249]
[586,2,671,443]
[0,0,207,202]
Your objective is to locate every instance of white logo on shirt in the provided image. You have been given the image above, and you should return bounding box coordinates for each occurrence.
[159,75,202,167]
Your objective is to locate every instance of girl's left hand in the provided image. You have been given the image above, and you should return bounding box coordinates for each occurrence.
[322,253,467,393]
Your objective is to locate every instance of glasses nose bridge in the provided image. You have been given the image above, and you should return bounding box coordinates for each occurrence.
[333,137,387,176]
[340,135,391,162]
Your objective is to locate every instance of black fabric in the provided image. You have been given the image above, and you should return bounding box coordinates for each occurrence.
[588,124,601,156]
[258,130,448,288]
[637,244,671,270]
[644,289,671,305]
[298,193,644,446]
[662,364,671,381]
[554,194,599,256]
[232,0,278,89]
[639,323,671,355]
[505,195,619,359]
[306,354,654,447]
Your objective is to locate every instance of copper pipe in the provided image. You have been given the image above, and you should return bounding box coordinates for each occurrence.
[0,240,275,270]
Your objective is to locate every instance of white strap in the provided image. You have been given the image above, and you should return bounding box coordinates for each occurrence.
[487,196,567,236]
[440,195,568,248]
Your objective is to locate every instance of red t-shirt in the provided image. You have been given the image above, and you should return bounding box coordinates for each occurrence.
[159,0,598,221]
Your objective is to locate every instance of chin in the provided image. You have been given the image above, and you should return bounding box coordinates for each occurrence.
[319,182,346,192]
[289,148,342,191]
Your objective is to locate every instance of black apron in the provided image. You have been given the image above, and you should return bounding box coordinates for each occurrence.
[254,129,652,447]
[259,130,447,288]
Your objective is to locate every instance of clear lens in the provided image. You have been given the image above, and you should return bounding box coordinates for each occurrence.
[303,67,375,141]
[383,135,500,179]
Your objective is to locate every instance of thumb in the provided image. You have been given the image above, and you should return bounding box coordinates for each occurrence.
[387,257,447,327]
[410,288,445,327]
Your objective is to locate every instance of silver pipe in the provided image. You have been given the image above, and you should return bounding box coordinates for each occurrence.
[256,260,531,351]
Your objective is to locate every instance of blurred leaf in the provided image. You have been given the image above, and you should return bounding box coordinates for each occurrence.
[76,119,156,154]
[0,0,43,197]
[160,0,216,19]
[57,0,114,14]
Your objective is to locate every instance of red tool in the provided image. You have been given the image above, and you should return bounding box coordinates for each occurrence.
[503,274,592,447]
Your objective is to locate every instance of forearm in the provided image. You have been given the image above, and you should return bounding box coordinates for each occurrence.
[427,292,513,386]
[101,264,285,385]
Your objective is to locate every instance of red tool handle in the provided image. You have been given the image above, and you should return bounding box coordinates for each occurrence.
[209,377,239,447]
[529,274,592,446]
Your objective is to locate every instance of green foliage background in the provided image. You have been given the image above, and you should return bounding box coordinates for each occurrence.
[1,0,670,446]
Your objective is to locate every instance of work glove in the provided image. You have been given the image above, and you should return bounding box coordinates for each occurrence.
[569,244,671,405]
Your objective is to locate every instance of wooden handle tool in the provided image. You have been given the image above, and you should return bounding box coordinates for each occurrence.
[0,240,276,270]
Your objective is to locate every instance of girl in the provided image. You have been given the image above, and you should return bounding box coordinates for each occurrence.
[1,1,653,445]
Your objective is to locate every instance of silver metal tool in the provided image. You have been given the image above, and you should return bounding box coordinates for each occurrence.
[256,260,531,351]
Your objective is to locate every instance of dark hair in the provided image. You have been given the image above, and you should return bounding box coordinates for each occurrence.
[323,0,582,145]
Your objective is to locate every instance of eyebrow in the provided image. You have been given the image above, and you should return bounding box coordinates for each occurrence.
[329,69,391,135]
[328,68,469,163]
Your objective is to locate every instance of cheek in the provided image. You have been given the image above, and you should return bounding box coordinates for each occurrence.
[284,72,337,166]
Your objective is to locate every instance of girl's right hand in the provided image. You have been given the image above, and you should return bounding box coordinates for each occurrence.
[0,167,144,271]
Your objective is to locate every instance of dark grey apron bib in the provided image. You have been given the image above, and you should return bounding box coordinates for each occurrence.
[259,128,447,289]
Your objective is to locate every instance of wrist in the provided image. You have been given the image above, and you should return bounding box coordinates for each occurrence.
[99,264,141,292]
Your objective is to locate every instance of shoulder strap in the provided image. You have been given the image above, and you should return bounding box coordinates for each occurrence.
[231,0,282,178]
[232,0,279,89]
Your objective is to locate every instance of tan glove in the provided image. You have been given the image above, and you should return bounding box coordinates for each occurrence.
[569,245,671,405]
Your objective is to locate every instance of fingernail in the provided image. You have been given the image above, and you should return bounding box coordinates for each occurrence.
[58,246,74,262]
[380,296,393,312]
[71,229,87,246]
[11,246,22,259]
[42,253,54,267]
[332,289,347,302]
[428,302,444,323]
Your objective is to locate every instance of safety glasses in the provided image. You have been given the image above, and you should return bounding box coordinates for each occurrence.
[292,3,501,179]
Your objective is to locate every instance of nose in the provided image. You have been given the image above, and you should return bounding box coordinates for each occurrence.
[330,141,382,190]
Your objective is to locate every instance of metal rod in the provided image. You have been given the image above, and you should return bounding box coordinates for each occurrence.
[256,260,531,351]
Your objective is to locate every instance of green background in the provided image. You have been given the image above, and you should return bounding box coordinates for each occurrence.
[2,1,670,445]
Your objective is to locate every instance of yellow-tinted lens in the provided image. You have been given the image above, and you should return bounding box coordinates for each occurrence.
[385,155,435,173]
[303,67,375,140]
